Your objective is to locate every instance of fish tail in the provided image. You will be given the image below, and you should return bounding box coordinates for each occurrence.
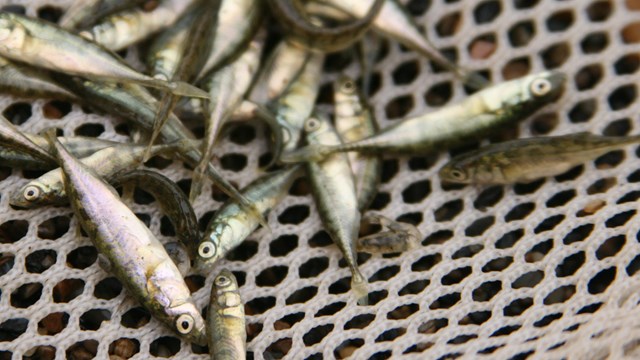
[351,270,369,306]
[137,78,210,99]
[189,162,208,202]
[142,94,180,163]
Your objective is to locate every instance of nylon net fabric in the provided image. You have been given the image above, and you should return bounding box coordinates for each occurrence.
[2,0,640,358]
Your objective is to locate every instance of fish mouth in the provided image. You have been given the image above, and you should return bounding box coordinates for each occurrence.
[545,71,568,99]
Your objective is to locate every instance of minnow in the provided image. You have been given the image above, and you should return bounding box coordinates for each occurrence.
[51,76,267,228]
[45,132,206,345]
[282,71,567,162]
[59,0,146,30]
[0,56,76,100]
[267,0,384,53]
[266,51,324,163]
[190,32,264,201]
[439,132,640,185]
[333,76,381,211]
[357,214,420,254]
[196,0,263,81]
[111,169,200,257]
[195,166,303,273]
[80,0,196,51]
[208,270,246,360]
[303,114,368,304]
[0,12,208,98]
[311,0,489,88]
[10,141,186,208]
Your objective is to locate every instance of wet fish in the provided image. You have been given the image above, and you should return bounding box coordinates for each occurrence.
[267,51,324,163]
[0,56,76,100]
[190,32,264,201]
[282,71,567,162]
[267,0,384,53]
[111,169,200,257]
[196,0,263,81]
[59,0,146,30]
[81,0,196,51]
[51,76,265,227]
[208,269,246,360]
[0,115,55,166]
[10,141,185,208]
[439,132,640,185]
[195,166,302,273]
[0,12,208,98]
[247,40,311,104]
[312,0,489,88]
[333,76,381,211]
[303,114,368,304]
[357,214,420,254]
[45,132,206,345]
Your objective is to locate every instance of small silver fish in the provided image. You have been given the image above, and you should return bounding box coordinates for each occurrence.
[45,132,206,345]
[0,56,76,100]
[303,114,368,304]
[59,0,146,30]
[439,132,640,185]
[357,214,420,254]
[195,166,302,273]
[208,269,246,360]
[0,12,207,98]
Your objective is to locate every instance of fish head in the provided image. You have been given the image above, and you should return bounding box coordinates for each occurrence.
[303,113,331,143]
[194,222,231,273]
[438,162,472,184]
[0,13,27,56]
[9,181,55,208]
[524,71,567,103]
[335,75,358,96]
[168,302,207,345]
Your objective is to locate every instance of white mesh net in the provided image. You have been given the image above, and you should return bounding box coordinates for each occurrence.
[2,0,640,358]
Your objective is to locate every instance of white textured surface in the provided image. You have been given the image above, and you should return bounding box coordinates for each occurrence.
[2,0,640,359]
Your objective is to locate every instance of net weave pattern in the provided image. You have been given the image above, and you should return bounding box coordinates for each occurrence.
[2,0,640,358]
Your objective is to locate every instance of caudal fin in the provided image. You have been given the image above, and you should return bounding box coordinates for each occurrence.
[142,93,179,163]
[137,78,210,99]
[279,144,335,163]
[352,270,369,306]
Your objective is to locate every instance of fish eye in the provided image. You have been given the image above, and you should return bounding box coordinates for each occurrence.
[198,241,216,259]
[305,117,321,132]
[215,275,231,287]
[530,78,552,97]
[341,80,356,94]
[448,168,466,180]
[23,185,40,201]
[175,314,194,334]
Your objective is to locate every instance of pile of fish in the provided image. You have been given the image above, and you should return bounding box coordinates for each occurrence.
[3,0,636,357]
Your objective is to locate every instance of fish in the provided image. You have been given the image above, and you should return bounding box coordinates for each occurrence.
[247,40,311,104]
[80,0,196,51]
[266,51,324,163]
[190,31,264,201]
[195,166,302,273]
[0,12,208,98]
[111,169,200,258]
[311,0,489,88]
[333,76,381,212]
[303,114,368,304]
[142,0,224,162]
[44,131,206,345]
[0,56,77,100]
[267,0,384,53]
[196,0,263,81]
[0,115,56,166]
[356,214,420,254]
[10,141,186,208]
[51,76,267,228]
[207,269,246,360]
[281,71,567,162]
[439,132,640,185]
[59,0,146,30]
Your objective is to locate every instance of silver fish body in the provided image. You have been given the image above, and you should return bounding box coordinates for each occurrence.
[195,166,302,273]
[82,0,196,51]
[0,12,207,98]
[196,0,262,81]
[0,115,55,166]
[208,269,246,360]
[59,0,146,30]
[304,114,368,304]
[282,71,566,162]
[333,76,380,212]
[439,132,640,185]
[47,134,206,345]
[10,141,182,208]
[0,56,76,100]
